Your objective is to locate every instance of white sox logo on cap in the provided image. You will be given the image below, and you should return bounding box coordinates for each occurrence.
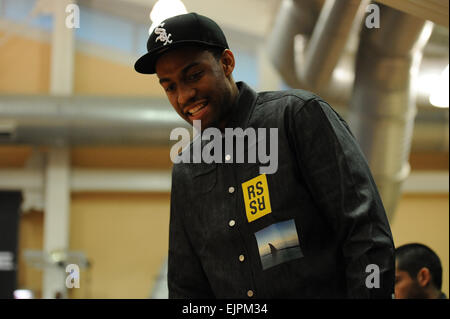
[154,22,173,45]
[135,13,230,74]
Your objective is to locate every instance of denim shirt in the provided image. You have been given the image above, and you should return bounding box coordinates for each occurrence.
[168,81,395,299]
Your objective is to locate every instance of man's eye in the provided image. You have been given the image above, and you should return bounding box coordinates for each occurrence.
[165,84,175,92]
[188,71,203,81]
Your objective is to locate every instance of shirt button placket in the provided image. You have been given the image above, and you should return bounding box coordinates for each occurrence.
[228,187,236,227]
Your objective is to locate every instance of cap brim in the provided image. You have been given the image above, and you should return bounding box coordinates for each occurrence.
[135,45,174,74]
[134,52,158,75]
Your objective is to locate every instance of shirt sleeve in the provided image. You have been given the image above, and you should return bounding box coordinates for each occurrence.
[288,98,395,298]
[167,164,215,298]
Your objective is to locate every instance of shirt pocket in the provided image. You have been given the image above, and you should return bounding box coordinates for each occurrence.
[192,163,217,194]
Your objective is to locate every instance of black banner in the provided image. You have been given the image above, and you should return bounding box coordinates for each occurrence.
[0,191,22,299]
[0,299,447,316]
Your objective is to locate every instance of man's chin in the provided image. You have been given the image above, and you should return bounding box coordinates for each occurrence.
[187,117,218,132]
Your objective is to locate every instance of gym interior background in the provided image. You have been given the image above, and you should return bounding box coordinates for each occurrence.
[0,0,448,299]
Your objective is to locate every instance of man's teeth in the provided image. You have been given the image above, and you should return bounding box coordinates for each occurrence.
[188,103,207,115]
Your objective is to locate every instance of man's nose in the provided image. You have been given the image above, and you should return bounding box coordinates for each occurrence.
[177,85,196,107]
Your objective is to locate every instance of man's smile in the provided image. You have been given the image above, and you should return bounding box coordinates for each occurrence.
[184,101,209,120]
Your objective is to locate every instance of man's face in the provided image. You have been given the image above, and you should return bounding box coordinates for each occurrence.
[395,266,427,299]
[155,46,235,130]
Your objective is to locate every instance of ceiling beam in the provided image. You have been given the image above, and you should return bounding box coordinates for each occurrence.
[79,0,280,37]
[375,0,449,27]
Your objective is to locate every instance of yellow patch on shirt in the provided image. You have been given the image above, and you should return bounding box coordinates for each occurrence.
[242,174,272,222]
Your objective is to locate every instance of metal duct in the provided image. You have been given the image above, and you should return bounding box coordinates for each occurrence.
[266,0,318,88]
[0,96,187,146]
[266,0,368,90]
[348,5,433,220]
[0,94,446,148]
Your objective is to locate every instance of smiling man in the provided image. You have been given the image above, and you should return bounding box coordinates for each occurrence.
[135,12,395,299]
[156,46,238,131]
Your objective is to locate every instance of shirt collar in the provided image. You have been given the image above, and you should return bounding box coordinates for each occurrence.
[225,81,258,130]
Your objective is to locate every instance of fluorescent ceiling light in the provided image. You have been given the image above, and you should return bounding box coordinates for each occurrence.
[429,64,449,108]
[148,0,188,35]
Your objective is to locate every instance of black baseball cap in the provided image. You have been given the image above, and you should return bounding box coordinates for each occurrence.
[134,12,229,74]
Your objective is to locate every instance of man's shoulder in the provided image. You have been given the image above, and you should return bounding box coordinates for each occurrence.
[252,88,324,119]
[256,88,321,106]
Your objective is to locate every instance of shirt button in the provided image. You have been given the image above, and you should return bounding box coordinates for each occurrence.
[228,220,236,227]
[239,254,245,262]
[225,154,231,161]
[228,186,235,194]
[247,290,254,297]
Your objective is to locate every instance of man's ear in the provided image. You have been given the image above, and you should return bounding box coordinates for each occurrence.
[416,267,432,287]
[220,49,235,77]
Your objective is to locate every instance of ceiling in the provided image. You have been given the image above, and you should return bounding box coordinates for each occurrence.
[78,0,449,34]
[78,0,281,38]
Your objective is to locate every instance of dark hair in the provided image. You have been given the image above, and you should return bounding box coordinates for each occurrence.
[205,46,225,61]
[396,243,443,289]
